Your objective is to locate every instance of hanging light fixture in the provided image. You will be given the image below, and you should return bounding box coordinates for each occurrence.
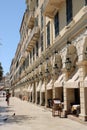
[53,64,58,69]
[67,40,71,45]
[84,47,87,58]
[39,72,43,79]
[65,57,72,71]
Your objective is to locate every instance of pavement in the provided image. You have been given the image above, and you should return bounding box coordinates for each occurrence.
[0,96,87,130]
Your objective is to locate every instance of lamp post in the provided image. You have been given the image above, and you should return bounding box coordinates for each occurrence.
[84,47,87,58]
[65,57,72,71]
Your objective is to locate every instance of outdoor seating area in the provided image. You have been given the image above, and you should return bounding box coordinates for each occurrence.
[52,99,63,117]
[71,104,80,117]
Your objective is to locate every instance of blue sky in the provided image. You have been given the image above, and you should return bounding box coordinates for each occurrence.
[0,0,26,75]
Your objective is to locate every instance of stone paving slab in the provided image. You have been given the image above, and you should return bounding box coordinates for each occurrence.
[0,97,87,130]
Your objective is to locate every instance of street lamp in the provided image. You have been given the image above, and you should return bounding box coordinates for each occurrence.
[84,47,87,58]
[65,57,72,71]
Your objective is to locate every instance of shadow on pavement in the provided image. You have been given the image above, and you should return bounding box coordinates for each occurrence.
[0,106,14,113]
[0,114,37,125]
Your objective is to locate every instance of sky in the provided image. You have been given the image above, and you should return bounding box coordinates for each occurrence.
[0,0,26,75]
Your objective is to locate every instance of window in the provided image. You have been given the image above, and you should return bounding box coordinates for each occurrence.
[25,55,29,68]
[54,12,59,37]
[85,0,87,5]
[16,61,19,68]
[47,22,50,47]
[36,41,39,56]
[36,0,39,8]
[35,16,38,26]
[41,33,44,52]
[41,4,43,29]
[66,0,72,24]
[33,47,35,61]
[30,51,32,63]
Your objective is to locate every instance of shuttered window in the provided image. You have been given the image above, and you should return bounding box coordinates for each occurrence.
[47,22,50,47]
[66,0,72,24]
[54,12,59,37]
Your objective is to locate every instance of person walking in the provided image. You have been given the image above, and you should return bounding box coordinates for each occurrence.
[6,92,10,106]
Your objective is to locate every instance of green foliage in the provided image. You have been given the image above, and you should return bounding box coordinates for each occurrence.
[0,62,3,81]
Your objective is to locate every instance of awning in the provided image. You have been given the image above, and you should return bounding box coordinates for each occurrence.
[28,85,31,92]
[41,82,45,92]
[65,70,80,88]
[0,86,5,91]
[28,85,33,92]
[54,74,64,88]
[46,79,53,90]
[36,81,41,92]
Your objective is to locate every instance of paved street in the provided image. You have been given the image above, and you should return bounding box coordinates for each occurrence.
[0,97,87,130]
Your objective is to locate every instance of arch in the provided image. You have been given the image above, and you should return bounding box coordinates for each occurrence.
[66,44,78,67]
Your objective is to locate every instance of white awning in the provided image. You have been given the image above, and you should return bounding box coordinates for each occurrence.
[41,82,45,92]
[28,85,33,92]
[54,74,64,88]
[46,79,53,90]
[30,86,33,92]
[0,86,5,91]
[65,70,80,88]
[28,85,31,92]
[36,81,41,92]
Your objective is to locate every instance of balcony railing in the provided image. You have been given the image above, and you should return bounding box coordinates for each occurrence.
[43,0,65,18]
[26,26,40,51]
[27,11,35,29]
[19,52,25,63]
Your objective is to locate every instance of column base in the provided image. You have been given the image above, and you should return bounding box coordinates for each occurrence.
[79,113,87,121]
[63,109,68,118]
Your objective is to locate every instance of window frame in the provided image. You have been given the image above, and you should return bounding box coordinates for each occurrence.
[66,0,73,25]
[36,41,39,57]
[41,33,44,52]
[54,12,59,37]
[47,22,50,47]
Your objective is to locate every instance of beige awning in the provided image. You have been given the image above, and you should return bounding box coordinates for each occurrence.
[65,70,80,88]
[28,85,33,92]
[0,86,5,91]
[28,85,31,92]
[54,74,64,88]
[36,81,41,92]
[46,79,53,90]
[41,82,45,92]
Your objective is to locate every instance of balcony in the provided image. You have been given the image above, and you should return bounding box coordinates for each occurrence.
[27,11,35,29]
[43,0,65,18]
[26,26,40,51]
[19,53,25,63]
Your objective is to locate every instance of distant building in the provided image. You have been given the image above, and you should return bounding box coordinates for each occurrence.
[0,77,5,91]
[4,73,11,90]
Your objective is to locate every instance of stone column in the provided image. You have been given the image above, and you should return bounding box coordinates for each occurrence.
[40,79,42,105]
[78,61,87,121]
[35,81,38,104]
[63,69,71,116]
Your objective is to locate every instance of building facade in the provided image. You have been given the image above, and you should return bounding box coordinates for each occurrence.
[10,0,87,121]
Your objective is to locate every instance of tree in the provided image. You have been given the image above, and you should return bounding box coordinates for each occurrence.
[0,62,3,81]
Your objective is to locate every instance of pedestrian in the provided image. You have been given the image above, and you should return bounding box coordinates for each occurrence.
[6,92,10,106]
